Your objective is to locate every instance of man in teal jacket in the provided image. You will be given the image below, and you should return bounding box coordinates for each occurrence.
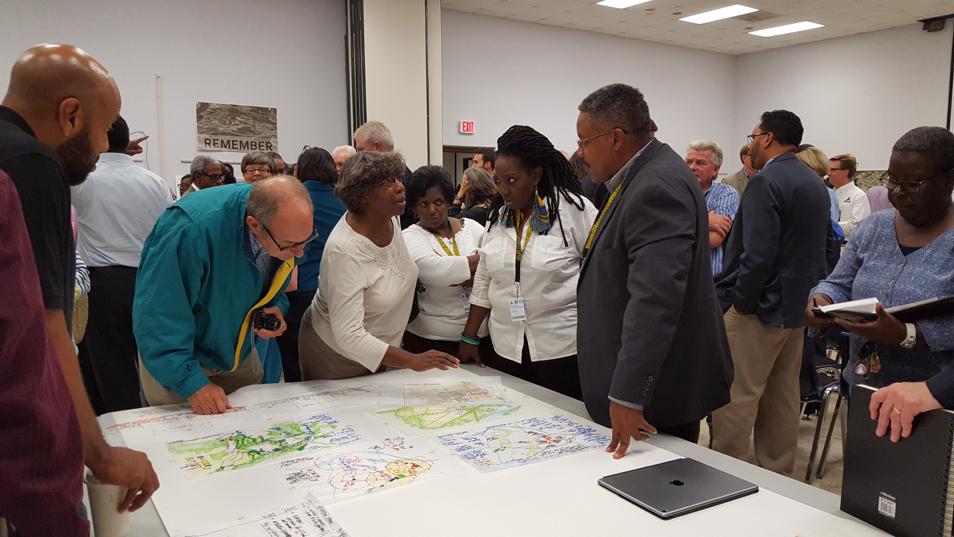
[134,177,314,414]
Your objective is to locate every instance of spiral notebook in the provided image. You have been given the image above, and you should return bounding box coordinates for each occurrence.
[841,384,954,537]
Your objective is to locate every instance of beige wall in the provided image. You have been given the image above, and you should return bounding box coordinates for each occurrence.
[364,0,433,170]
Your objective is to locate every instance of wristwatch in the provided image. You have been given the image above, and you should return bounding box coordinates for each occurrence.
[901,323,917,349]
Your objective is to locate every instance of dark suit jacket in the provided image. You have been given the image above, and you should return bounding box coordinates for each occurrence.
[577,139,734,429]
[580,174,609,209]
[715,152,830,328]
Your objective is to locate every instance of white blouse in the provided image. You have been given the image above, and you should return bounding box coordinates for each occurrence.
[404,218,489,341]
[309,215,418,372]
[470,197,597,362]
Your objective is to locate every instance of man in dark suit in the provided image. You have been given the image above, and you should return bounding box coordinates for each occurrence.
[712,110,830,476]
[575,83,734,457]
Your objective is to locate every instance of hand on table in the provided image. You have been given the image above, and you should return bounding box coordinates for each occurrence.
[870,382,941,442]
[835,303,906,344]
[607,401,657,459]
[253,306,287,339]
[88,446,160,512]
[187,383,233,415]
[407,350,460,372]
[125,135,148,156]
[457,341,485,367]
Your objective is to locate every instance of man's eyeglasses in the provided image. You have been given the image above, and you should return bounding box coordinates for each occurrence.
[198,173,224,180]
[577,128,627,149]
[879,171,946,194]
[262,223,319,251]
[746,132,769,144]
[244,168,273,176]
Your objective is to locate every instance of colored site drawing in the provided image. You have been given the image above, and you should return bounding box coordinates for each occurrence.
[168,413,361,479]
[376,404,523,434]
[434,414,612,472]
[271,437,461,504]
[378,379,510,410]
[104,405,253,447]
[253,385,378,415]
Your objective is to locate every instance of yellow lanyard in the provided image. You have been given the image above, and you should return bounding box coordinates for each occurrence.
[433,233,460,256]
[584,177,627,250]
[514,212,533,262]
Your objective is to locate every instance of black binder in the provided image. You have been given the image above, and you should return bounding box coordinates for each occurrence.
[841,384,954,537]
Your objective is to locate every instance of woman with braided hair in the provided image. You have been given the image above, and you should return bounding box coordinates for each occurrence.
[458,126,597,399]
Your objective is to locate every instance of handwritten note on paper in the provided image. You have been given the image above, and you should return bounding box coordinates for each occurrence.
[173,499,347,537]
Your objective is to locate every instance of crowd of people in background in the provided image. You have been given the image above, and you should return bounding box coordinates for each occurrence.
[4,43,954,536]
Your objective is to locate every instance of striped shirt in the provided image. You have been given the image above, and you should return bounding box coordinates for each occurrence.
[705,182,739,278]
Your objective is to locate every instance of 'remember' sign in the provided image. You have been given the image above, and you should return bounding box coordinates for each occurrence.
[196,102,277,152]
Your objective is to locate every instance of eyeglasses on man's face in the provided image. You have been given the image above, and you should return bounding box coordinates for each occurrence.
[746,132,769,144]
[576,128,627,149]
[262,223,319,252]
[198,173,224,180]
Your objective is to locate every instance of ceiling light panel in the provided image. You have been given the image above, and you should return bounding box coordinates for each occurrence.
[679,5,758,24]
[749,21,824,37]
[596,0,652,9]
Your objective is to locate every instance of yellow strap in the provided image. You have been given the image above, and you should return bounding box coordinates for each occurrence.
[514,212,533,262]
[584,178,627,251]
[232,259,295,372]
[434,233,460,256]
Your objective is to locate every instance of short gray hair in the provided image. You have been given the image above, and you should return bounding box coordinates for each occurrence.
[687,140,723,167]
[335,151,405,213]
[241,151,276,174]
[354,120,394,151]
[190,155,220,176]
[893,127,954,176]
[246,176,313,227]
[333,145,357,159]
[578,83,652,137]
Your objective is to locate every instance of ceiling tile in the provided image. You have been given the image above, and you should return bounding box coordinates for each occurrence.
[479,1,534,14]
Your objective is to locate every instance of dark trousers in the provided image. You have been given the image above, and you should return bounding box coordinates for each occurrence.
[482,338,583,401]
[402,331,496,362]
[656,420,701,444]
[275,292,314,383]
[84,266,143,413]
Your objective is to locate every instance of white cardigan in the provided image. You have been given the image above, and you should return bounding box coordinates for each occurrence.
[470,197,597,362]
[307,215,418,372]
[404,218,489,341]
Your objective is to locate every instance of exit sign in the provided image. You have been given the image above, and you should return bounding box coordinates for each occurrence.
[459,121,474,134]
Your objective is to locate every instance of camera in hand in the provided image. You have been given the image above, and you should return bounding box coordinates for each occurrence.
[252,309,281,331]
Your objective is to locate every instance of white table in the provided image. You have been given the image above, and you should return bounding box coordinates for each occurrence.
[102,364,885,536]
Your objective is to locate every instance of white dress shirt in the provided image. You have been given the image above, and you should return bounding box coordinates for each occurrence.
[470,198,597,362]
[71,152,173,267]
[835,181,870,239]
[404,218,489,341]
[309,215,418,372]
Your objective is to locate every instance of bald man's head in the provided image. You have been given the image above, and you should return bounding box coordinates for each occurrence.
[3,44,121,184]
[245,177,315,261]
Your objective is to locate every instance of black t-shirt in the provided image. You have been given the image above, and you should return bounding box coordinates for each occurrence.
[0,106,75,332]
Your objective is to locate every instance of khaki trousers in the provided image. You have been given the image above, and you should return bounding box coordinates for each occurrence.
[298,307,382,381]
[711,307,804,476]
[140,348,264,406]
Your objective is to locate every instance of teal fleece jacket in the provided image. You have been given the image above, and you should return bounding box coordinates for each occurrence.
[133,183,301,398]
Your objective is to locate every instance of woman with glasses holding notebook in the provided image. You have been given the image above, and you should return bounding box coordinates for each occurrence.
[298,152,459,380]
[805,127,954,441]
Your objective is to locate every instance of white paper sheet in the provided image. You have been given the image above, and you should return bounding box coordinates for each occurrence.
[172,497,347,537]
[377,379,510,410]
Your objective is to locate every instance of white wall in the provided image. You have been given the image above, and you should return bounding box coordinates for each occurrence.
[364,0,429,169]
[735,23,953,171]
[0,0,348,187]
[441,10,738,163]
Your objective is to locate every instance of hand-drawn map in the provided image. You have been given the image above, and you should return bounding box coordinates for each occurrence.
[376,404,522,434]
[378,380,510,410]
[271,437,461,503]
[168,413,361,479]
[434,414,611,472]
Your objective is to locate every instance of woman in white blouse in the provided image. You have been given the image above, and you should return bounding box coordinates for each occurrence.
[458,126,597,399]
[298,152,460,380]
[403,166,489,357]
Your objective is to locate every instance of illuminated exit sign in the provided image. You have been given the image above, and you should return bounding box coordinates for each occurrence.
[459,121,474,134]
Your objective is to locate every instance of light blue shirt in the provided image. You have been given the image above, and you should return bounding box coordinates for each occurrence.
[705,182,739,278]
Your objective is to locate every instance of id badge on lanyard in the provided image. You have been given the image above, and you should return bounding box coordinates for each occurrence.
[510,283,526,322]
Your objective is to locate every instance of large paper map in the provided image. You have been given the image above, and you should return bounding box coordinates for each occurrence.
[168,413,361,479]
[378,380,510,409]
[376,404,522,432]
[434,414,611,472]
[271,437,461,503]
